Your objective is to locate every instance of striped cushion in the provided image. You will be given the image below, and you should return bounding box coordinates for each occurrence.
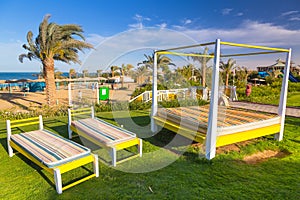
[11,130,91,168]
[157,106,279,134]
[71,118,136,146]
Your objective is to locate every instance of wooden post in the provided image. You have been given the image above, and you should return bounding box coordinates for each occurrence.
[205,39,221,160]
[39,115,43,130]
[91,106,95,119]
[138,139,143,157]
[93,154,99,177]
[276,49,292,141]
[6,120,13,157]
[68,83,72,107]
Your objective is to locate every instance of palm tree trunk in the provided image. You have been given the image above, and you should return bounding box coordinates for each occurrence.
[201,60,207,87]
[202,65,206,87]
[226,73,229,87]
[43,58,56,106]
[121,70,125,88]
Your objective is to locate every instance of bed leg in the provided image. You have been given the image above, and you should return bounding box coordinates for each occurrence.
[6,120,14,157]
[93,154,99,177]
[138,139,143,157]
[111,148,117,167]
[54,168,63,194]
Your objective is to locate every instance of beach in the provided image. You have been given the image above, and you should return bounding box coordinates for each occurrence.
[0,82,139,112]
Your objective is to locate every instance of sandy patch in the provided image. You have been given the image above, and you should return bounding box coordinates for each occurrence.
[243,150,289,164]
[0,83,139,112]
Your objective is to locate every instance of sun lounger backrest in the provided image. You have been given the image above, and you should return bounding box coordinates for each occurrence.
[6,115,43,157]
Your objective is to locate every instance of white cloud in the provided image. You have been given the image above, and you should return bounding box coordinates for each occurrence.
[182,20,300,68]
[289,17,300,21]
[2,20,300,72]
[281,10,299,16]
[236,12,244,17]
[129,14,151,29]
[86,34,106,46]
[184,19,192,25]
[157,23,167,29]
[222,8,233,15]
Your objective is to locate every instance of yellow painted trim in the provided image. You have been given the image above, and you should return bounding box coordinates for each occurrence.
[153,117,205,143]
[157,51,214,58]
[71,111,91,116]
[71,107,91,112]
[57,154,95,174]
[116,154,140,165]
[220,41,290,52]
[10,116,40,123]
[62,174,96,191]
[11,121,40,128]
[216,124,281,147]
[221,51,283,57]
[114,138,139,150]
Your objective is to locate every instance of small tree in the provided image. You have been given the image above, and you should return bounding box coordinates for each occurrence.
[82,69,89,78]
[96,69,102,77]
[69,68,76,79]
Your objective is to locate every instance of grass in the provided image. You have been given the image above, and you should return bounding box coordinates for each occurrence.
[287,92,300,107]
[0,110,299,199]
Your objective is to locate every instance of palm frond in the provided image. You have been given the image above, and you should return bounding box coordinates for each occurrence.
[38,14,51,50]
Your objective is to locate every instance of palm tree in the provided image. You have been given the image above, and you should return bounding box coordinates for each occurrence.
[188,47,212,87]
[220,58,236,87]
[138,52,175,72]
[138,52,175,85]
[110,66,119,77]
[19,14,93,106]
[54,68,63,79]
[119,64,134,88]
[96,69,102,78]
[69,68,76,79]
[134,66,149,84]
[235,66,250,85]
[82,69,89,78]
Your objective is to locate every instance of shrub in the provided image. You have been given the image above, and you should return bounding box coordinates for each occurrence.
[0,105,69,120]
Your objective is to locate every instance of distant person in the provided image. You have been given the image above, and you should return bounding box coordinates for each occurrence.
[245,84,252,97]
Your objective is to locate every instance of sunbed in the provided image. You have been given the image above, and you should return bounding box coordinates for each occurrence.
[68,107,142,167]
[6,115,99,194]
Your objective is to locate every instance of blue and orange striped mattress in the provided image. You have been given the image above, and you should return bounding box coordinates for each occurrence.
[71,118,137,146]
[11,130,91,168]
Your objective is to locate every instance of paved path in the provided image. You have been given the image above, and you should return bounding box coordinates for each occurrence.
[230,101,300,118]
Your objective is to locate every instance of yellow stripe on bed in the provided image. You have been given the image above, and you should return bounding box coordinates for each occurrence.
[216,124,281,147]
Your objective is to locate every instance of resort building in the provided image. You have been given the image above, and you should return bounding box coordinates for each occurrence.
[257,59,300,75]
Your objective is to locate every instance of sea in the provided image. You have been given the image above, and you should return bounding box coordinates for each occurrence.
[0,72,69,81]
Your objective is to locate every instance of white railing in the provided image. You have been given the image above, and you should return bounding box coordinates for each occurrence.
[129,88,189,103]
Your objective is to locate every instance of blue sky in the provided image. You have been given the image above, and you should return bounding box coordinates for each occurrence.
[0,0,300,72]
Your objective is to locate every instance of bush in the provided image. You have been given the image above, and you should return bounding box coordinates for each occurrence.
[0,105,69,120]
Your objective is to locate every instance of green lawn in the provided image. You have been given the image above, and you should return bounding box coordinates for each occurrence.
[287,92,300,107]
[237,88,300,107]
[0,111,299,199]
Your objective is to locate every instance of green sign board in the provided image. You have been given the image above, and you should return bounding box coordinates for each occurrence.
[99,87,109,100]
